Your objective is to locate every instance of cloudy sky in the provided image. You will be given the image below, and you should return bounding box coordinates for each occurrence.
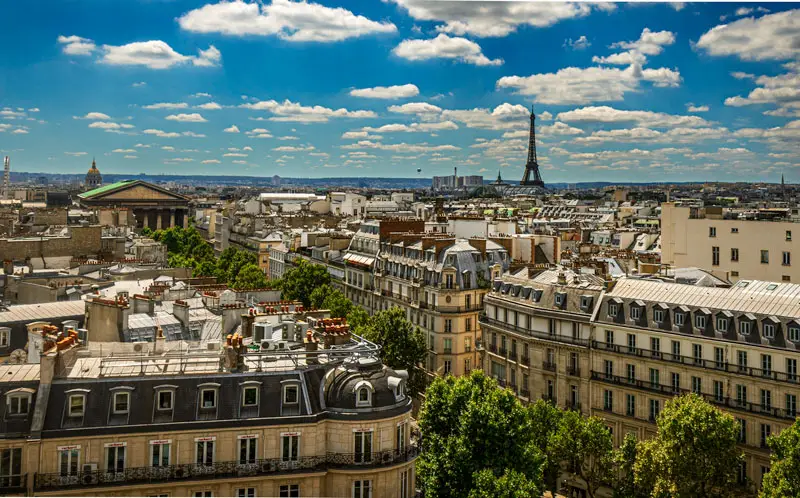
[1,1,798,182]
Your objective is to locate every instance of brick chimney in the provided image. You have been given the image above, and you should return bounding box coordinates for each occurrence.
[172,300,190,328]
[469,238,487,254]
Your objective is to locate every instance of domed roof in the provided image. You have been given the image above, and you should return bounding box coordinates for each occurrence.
[87,159,100,174]
[323,356,409,411]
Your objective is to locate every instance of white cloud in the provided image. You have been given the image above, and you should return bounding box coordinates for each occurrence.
[497,64,681,104]
[191,92,213,98]
[724,71,800,107]
[232,160,248,164]
[387,102,442,115]
[27,108,39,113]
[193,46,222,67]
[734,6,770,17]
[686,104,710,112]
[143,129,204,138]
[243,146,253,151]
[564,35,591,50]
[165,113,207,123]
[539,111,553,121]
[88,121,135,130]
[124,155,137,159]
[556,106,711,128]
[64,151,88,156]
[361,121,458,133]
[172,157,195,162]
[223,125,240,133]
[132,81,147,87]
[386,0,604,37]
[202,159,221,164]
[57,35,96,55]
[342,131,383,140]
[11,128,28,134]
[393,34,502,66]
[350,84,420,99]
[74,112,111,120]
[731,71,756,80]
[277,136,298,140]
[609,28,675,57]
[112,148,137,153]
[340,140,460,153]
[273,145,315,152]
[224,152,248,157]
[143,102,189,110]
[240,99,377,122]
[178,0,397,42]
[196,102,223,110]
[245,127,273,138]
[696,9,800,61]
[162,146,175,151]
[440,103,530,130]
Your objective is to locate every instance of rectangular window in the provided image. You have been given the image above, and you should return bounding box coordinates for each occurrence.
[649,399,660,421]
[674,312,684,327]
[465,318,471,332]
[649,368,659,387]
[761,424,771,448]
[0,330,8,348]
[740,321,751,336]
[692,344,702,364]
[762,354,772,375]
[695,315,706,329]
[237,488,256,498]
[626,364,636,383]
[787,394,797,417]
[604,360,614,377]
[737,419,747,444]
[716,317,727,332]
[279,485,299,498]
[761,389,772,411]
[464,358,471,374]
[7,394,29,415]
[396,422,407,452]
[783,251,791,266]
[603,390,613,411]
[626,394,635,417]
[58,448,80,476]
[671,340,681,359]
[443,338,452,354]
[157,391,173,411]
[731,248,739,262]
[709,226,716,238]
[691,376,702,394]
[200,389,216,409]
[106,445,126,473]
[608,304,618,317]
[400,469,410,498]
[630,307,641,320]
[605,329,614,345]
[627,333,637,352]
[787,230,793,241]
[68,394,85,417]
[0,448,22,487]
[243,386,259,407]
[736,385,747,405]
[238,437,257,465]
[353,480,372,498]
[763,323,775,339]
[787,358,797,382]
[714,347,724,368]
[113,392,129,414]
[276,431,300,463]
[151,442,170,467]
[789,327,800,343]
[651,337,661,357]
[712,246,719,266]
[737,350,748,369]
[713,381,723,402]
[196,440,214,466]
[444,319,452,333]
[193,492,212,497]
[671,372,680,393]
[284,385,299,405]
[761,250,769,264]
[354,431,373,464]
[654,309,665,323]
[443,360,452,375]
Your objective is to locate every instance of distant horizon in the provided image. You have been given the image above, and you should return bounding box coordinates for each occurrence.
[1,1,797,182]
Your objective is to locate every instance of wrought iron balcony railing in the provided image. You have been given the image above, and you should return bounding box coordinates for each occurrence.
[0,474,26,494]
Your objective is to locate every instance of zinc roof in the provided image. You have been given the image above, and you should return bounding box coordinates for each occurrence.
[0,364,40,383]
[77,180,135,199]
[0,300,85,323]
[608,278,800,319]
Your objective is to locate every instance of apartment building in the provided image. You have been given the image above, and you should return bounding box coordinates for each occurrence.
[374,233,508,379]
[592,278,799,490]
[661,203,797,283]
[0,316,417,497]
[480,269,601,412]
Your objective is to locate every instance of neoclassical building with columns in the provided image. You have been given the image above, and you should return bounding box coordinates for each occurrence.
[77,180,191,231]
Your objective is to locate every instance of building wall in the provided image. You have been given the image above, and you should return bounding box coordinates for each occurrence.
[0,226,105,261]
[661,203,797,282]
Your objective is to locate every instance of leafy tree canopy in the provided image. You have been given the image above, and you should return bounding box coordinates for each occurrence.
[279,259,331,307]
[468,468,542,498]
[359,307,426,395]
[548,410,614,498]
[761,418,800,498]
[232,263,269,290]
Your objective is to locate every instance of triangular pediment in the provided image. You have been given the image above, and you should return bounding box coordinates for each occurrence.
[85,181,189,202]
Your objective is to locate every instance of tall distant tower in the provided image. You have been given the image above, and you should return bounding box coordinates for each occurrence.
[2,156,9,200]
[520,105,545,188]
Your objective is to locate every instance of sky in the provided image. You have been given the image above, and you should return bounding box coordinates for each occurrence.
[0,1,798,183]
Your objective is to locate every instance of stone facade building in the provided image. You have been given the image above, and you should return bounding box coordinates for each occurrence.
[77,180,190,231]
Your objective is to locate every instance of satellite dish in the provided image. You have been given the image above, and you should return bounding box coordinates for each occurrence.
[9,349,27,365]
[416,168,422,173]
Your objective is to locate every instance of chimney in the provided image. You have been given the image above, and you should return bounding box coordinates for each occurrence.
[132,294,154,314]
[433,237,455,259]
[173,300,190,328]
[304,329,319,364]
[557,271,567,285]
[469,238,487,254]
[154,327,165,355]
[241,310,255,338]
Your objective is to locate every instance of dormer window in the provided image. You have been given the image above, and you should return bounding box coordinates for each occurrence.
[6,389,32,415]
[533,290,543,302]
[201,389,217,409]
[243,386,259,407]
[283,385,299,405]
[554,294,564,307]
[654,309,665,323]
[695,315,706,329]
[763,323,776,339]
[113,392,130,414]
[68,394,85,417]
[157,390,173,411]
[580,296,593,310]
[354,380,374,408]
[608,303,618,317]
[395,382,405,401]
[674,312,685,326]
[153,385,178,422]
[789,325,800,343]
[740,321,751,336]
[716,317,728,332]
[0,329,9,348]
[630,307,641,320]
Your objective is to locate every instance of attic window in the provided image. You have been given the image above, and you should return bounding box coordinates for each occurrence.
[630,306,641,320]
[6,391,31,415]
[554,294,564,307]
[789,325,800,342]
[283,385,299,405]
[68,394,85,417]
[354,381,374,408]
[394,382,405,401]
[767,284,779,291]
[533,290,543,302]
[580,296,593,309]
[763,323,776,339]
[200,389,217,409]
[608,303,618,318]
[156,390,174,411]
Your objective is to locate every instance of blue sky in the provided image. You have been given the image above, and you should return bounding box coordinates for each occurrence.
[1,1,798,182]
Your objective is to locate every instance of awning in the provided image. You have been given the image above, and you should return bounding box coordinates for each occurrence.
[344,253,375,267]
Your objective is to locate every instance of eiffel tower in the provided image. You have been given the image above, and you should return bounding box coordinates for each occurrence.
[520,105,545,187]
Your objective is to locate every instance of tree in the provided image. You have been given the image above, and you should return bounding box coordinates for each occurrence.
[548,410,614,498]
[527,399,563,496]
[322,289,353,318]
[613,433,650,498]
[633,394,743,498]
[232,264,269,290]
[418,371,544,498]
[141,227,153,237]
[309,285,333,309]
[359,307,426,395]
[346,306,371,333]
[280,259,331,307]
[761,419,800,498]
[218,247,257,285]
[468,468,542,498]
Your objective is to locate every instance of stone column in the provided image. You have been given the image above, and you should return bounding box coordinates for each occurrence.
[182,209,188,229]
[156,210,163,230]
[170,209,176,228]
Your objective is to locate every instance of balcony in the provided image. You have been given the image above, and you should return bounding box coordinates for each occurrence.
[499,348,508,357]
[520,388,530,399]
[541,393,557,403]
[479,315,590,348]
[590,371,798,421]
[567,401,582,412]
[443,348,452,355]
[34,449,418,491]
[0,474,26,494]
[566,365,580,377]
[542,361,557,372]
[590,341,799,386]
[488,343,498,354]
[508,351,518,362]
[520,356,530,366]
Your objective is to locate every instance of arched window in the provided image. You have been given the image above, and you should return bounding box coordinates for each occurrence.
[354,381,374,408]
